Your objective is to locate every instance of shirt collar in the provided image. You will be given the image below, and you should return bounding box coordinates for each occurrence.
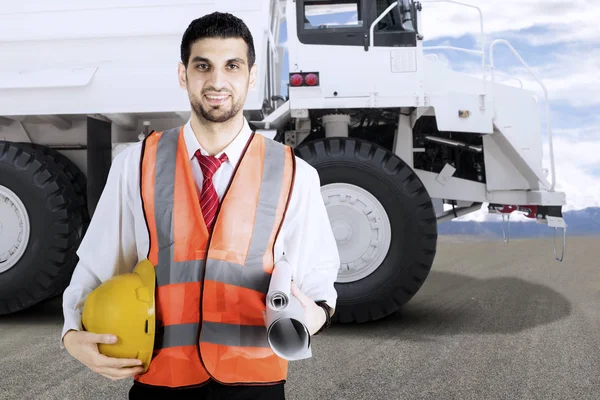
[183,118,253,167]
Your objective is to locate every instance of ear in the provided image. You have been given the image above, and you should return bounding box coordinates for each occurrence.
[178,62,187,89]
[248,63,258,91]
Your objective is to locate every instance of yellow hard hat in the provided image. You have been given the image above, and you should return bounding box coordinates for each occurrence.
[82,259,156,373]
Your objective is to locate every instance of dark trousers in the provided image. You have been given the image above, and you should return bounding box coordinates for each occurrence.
[129,380,286,400]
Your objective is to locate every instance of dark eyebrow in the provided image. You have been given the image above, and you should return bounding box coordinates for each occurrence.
[191,56,210,64]
[190,56,246,65]
[227,58,246,65]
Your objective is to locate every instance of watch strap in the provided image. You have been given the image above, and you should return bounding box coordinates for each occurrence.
[313,300,332,335]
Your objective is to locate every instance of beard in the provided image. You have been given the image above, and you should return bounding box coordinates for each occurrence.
[189,89,245,123]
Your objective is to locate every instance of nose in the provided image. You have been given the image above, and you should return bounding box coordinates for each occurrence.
[206,69,228,92]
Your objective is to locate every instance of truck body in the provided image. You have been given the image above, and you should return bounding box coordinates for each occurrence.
[0,0,567,320]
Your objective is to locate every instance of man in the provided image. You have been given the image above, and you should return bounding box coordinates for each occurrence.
[61,12,340,400]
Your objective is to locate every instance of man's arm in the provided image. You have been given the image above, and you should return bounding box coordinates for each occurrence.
[61,144,141,347]
[282,159,340,316]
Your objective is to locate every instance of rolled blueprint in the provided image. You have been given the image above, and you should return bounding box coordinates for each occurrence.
[265,261,312,361]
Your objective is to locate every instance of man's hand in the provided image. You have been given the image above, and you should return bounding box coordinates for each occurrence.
[290,281,327,336]
[63,330,144,381]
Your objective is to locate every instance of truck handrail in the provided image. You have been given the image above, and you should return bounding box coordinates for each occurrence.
[417,2,555,192]
[369,1,399,49]
[421,0,485,79]
[490,39,556,191]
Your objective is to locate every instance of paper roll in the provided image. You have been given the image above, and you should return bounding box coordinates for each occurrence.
[267,260,293,311]
[265,261,312,361]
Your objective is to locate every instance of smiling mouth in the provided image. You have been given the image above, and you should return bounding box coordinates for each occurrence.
[203,94,230,106]
[205,94,229,100]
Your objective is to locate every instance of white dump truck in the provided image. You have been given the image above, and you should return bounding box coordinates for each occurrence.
[0,0,567,321]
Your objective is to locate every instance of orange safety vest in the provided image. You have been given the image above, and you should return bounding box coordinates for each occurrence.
[134,126,296,388]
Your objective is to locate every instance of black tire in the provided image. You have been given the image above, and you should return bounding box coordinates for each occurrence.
[295,138,438,323]
[17,142,90,231]
[0,142,85,315]
[16,143,90,298]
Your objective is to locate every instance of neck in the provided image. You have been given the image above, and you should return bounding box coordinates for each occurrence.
[190,112,245,156]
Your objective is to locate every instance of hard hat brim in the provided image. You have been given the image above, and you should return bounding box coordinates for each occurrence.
[133,259,156,373]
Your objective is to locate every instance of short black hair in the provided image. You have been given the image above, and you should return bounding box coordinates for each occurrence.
[180,12,256,69]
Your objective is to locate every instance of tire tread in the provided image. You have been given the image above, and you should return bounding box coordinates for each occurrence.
[295,137,438,324]
[0,141,88,314]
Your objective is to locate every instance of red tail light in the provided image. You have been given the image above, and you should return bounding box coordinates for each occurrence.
[290,74,304,87]
[305,73,319,86]
[289,72,320,87]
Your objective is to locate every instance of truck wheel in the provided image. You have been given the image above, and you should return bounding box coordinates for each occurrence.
[17,142,89,232]
[295,138,438,323]
[0,142,85,315]
[16,143,90,297]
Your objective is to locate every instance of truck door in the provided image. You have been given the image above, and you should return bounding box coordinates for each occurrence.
[292,0,420,101]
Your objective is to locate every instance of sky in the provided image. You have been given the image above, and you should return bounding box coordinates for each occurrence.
[278,0,599,222]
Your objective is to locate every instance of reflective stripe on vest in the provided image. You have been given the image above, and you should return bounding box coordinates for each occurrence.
[135,126,295,388]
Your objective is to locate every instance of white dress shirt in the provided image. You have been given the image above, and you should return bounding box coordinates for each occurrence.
[61,117,340,344]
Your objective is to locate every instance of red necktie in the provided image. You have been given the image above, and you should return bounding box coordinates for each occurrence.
[195,150,228,234]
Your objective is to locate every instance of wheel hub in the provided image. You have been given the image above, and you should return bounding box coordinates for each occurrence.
[331,220,353,243]
[321,183,392,283]
[0,185,31,273]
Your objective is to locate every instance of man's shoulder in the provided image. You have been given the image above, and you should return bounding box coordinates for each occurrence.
[260,135,319,184]
[110,141,143,182]
[289,154,321,201]
[293,154,318,183]
[113,141,143,164]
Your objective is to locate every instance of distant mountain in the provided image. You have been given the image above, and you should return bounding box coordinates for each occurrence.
[437,207,600,238]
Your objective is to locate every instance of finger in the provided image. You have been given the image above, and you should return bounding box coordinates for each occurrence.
[99,366,144,380]
[85,332,118,345]
[290,283,309,307]
[290,281,299,295]
[290,282,306,300]
[95,353,143,368]
[96,364,144,378]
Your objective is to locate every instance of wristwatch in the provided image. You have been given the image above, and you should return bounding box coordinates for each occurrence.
[313,301,333,335]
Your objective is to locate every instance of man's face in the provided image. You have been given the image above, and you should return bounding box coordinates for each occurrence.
[178,37,257,123]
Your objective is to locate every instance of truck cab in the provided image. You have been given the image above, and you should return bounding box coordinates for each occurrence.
[296,0,418,48]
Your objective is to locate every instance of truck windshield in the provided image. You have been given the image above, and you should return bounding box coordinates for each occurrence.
[303,1,363,30]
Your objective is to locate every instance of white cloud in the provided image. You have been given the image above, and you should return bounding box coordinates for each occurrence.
[419,0,600,45]
[552,123,600,141]
[512,23,600,47]
[503,47,600,109]
[541,138,600,211]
